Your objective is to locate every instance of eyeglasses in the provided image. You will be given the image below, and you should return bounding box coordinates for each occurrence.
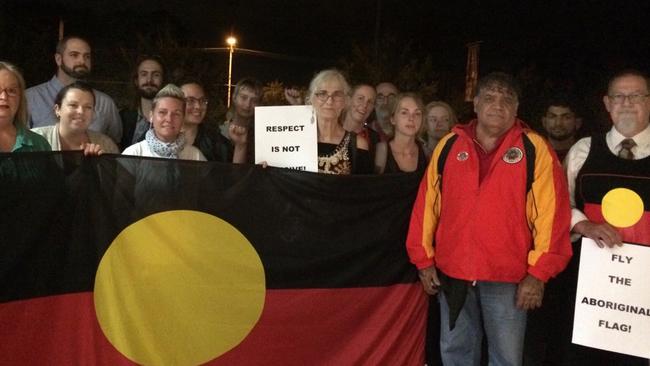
[376,93,396,104]
[314,90,346,103]
[608,94,650,105]
[0,87,19,98]
[185,97,208,106]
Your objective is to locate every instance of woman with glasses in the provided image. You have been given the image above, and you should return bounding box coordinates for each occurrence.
[32,81,118,154]
[180,81,246,163]
[307,69,371,174]
[0,61,50,152]
[421,101,458,158]
[374,93,427,174]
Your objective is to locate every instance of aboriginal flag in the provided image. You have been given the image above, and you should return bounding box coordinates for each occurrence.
[0,152,426,365]
[576,135,650,245]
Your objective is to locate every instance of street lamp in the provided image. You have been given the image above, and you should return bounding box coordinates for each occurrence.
[226,36,237,108]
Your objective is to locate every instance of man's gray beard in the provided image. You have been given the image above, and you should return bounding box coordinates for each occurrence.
[61,64,90,79]
[615,113,641,136]
[375,106,390,122]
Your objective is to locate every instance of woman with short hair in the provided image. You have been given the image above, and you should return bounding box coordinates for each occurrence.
[122,84,205,161]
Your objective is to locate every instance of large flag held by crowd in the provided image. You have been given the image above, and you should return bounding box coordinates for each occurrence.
[0,152,427,365]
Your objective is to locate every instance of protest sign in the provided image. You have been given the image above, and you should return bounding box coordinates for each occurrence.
[573,238,650,358]
[254,105,317,172]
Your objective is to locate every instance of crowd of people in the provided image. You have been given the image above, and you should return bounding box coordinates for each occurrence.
[1,34,649,366]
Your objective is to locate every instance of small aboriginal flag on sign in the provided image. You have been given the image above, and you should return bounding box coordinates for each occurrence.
[0,152,427,365]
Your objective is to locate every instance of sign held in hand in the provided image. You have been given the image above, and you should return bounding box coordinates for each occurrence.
[254,106,317,172]
[573,238,650,359]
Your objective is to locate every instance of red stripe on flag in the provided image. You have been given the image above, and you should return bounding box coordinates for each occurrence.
[0,292,135,365]
[0,284,427,365]
[214,283,427,365]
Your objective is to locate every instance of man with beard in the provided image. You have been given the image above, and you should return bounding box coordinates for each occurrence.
[562,69,650,366]
[540,95,582,162]
[220,77,263,163]
[119,55,165,150]
[27,36,122,143]
[371,81,399,142]
[524,98,581,365]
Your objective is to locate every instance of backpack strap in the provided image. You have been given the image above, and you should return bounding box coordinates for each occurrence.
[521,133,536,193]
[436,134,458,190]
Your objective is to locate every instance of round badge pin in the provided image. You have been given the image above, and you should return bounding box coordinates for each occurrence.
[503,147,523,164]
[457,151,469,161]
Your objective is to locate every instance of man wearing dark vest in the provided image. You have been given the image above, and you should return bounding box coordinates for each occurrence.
[565,69,650,365]
[407,72,572,366]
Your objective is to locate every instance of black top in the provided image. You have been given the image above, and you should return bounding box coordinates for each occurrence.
[576,133,650,210]
[317,131,372,175]
[384,142,427,174]
[118,108,140,151]
[194,123,233,162]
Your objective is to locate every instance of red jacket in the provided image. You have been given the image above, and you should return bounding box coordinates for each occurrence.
[406,120,572,283]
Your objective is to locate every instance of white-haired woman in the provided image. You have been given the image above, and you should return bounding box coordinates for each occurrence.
[307,69,371,174]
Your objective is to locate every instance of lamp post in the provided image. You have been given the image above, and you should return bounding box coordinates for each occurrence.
[226,36,237,108]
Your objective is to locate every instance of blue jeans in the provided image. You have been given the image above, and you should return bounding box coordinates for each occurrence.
[439,281,527,366]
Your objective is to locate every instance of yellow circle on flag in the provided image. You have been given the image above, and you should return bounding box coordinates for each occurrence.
[601,188,644,228]
[94,210,265,365]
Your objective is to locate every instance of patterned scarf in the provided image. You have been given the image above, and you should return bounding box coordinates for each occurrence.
[145,128,185,159]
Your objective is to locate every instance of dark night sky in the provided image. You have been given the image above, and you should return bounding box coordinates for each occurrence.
[6,1,650,71]
[3,0,650,124]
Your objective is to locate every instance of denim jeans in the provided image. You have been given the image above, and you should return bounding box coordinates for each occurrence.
[439,281,527,366]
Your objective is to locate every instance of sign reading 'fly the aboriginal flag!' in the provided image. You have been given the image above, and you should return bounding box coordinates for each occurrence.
[0,152,427,365]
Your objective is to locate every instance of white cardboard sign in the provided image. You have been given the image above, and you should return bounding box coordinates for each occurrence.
[254,105,317,172]
[573,238,650,359]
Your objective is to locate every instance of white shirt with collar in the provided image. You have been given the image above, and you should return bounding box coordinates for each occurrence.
[566,124,650,230]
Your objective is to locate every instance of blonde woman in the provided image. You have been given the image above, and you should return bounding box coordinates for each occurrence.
[421,101,457,157]
[375,93,427,174]
[0,61,50,152]
[123,84,205,161]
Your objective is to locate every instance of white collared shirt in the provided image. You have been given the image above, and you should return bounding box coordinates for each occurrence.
[565,124,650,230]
